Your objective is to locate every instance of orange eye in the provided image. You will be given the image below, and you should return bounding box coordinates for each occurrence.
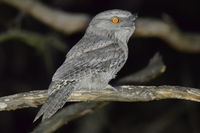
[112,17,119,23]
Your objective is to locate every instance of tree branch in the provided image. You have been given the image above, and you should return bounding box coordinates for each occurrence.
[0,85,200,111]
[1,0,200,53]
[0,0,90,34]
[135,17,200,53]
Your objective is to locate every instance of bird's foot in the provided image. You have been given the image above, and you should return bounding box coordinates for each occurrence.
[105,85,118,92]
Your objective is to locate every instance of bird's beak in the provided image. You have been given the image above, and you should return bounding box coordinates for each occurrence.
[129,14,137,25]
[123,17,136,28]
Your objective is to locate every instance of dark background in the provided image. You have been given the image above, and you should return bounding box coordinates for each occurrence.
[0,0,200,133]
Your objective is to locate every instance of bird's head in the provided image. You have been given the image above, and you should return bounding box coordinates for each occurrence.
[86,9,137,42]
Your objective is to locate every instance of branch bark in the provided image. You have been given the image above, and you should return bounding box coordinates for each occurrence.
[0,85,200,111]
[1,0,200,53]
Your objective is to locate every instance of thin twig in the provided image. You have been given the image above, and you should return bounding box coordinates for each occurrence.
[0,29,68,71]
[0,85,200,111]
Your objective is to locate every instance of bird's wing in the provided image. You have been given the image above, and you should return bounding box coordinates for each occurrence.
[52,41,125,82]
[34,42,125,122]
[65,36,113,60]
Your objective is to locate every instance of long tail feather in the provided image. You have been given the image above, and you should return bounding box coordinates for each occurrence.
[33,84,74,122]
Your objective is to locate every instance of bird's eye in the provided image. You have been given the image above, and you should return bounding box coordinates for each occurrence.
[112,17,119,23]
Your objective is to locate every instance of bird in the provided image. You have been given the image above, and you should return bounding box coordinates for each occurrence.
[34,9,137,122]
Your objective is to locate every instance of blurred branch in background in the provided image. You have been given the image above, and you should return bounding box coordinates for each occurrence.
[139,104,188,133]
[0,29,68,71]
[1,0,200,53]
[135,17,200,53]
[32,102,106,133]
[117,53,166,84]
[0,0,90,34]
[0,29,67,52]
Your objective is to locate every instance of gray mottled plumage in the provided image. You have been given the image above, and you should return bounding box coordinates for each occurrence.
[34,9,137,122]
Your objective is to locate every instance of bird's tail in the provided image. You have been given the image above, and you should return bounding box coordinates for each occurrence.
[33,82,75,122]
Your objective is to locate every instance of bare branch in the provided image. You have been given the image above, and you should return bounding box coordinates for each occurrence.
[0,0,90,34]
[117,53,166,84]
[135,18,200,53]
[32,102,107,133]
[0,85,200,111]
